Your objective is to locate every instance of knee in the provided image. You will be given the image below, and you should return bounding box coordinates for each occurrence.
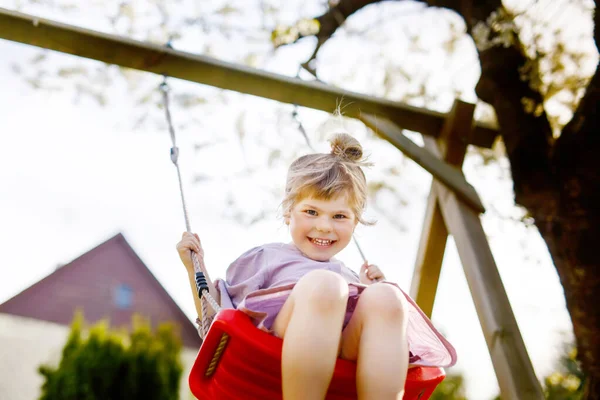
[360,284,408,321]
[295,270,349,313]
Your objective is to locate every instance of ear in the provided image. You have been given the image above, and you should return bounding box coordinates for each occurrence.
[284,216,290,225]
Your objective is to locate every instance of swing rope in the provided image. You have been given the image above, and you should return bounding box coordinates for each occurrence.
[159,77,221,339]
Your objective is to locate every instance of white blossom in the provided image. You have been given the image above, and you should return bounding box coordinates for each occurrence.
[472,7,518,51]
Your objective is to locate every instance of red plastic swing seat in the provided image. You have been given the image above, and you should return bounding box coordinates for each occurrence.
[189,309,445,399]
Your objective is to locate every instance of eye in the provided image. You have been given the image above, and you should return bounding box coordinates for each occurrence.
[304,209,317,216]
[333,214,347,219]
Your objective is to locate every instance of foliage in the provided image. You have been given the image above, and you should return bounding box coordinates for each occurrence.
[430,373,467,400]
[38,311,183,400]
[543,344,585,400]
[491,343,586,400]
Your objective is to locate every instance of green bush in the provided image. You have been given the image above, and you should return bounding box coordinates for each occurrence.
[38,312,183,400]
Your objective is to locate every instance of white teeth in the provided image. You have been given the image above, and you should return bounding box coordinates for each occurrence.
[311,238,333,246]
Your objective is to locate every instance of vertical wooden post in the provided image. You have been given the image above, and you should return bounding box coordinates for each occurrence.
[431,168,544,400]
[409,99,543,398]
[409,191,447,317]
[416,102,543,399]
[409,100,474,317]
[434,178,543,399]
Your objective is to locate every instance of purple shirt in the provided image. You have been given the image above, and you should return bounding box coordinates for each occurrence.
[222,242,361,308]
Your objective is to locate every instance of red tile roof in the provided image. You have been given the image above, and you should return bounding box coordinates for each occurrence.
[0,233,201,348]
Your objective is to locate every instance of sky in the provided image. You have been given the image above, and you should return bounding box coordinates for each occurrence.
[0,1,594,398]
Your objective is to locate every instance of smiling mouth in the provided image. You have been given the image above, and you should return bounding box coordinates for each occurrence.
[309,237,336,247]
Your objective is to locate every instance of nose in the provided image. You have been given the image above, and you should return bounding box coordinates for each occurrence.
[316,217,332,233]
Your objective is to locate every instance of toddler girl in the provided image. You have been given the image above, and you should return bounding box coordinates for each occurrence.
[177,133,456,400]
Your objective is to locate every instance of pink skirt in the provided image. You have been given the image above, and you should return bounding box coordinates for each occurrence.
[213,281,457,368]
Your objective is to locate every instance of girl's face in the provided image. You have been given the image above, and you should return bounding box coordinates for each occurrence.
[286,194,357,261]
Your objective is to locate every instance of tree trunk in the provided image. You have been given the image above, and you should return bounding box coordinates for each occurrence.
[546,56,600,400]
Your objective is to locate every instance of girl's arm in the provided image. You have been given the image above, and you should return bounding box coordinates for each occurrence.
[177,232,220,320]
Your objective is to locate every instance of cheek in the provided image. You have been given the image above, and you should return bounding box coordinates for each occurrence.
[290,217,308,233]
[336,222,355,236]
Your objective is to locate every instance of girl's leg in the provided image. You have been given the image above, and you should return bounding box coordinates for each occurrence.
[340,283,409,400]
[272,270,349,400]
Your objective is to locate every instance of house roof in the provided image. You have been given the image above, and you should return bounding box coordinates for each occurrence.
[0,233,201,348]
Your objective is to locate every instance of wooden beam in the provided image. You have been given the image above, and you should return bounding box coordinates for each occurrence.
[360,113,485,213]
[409,100,474,316]
[427,140,543,398]
[0,7,498,148]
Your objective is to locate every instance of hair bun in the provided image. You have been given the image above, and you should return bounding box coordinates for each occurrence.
[329,133,363,162]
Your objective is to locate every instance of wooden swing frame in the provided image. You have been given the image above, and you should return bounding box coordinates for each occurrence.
[0,8,543,398]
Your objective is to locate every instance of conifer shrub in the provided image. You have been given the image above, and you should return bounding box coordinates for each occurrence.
[38,312,183,400]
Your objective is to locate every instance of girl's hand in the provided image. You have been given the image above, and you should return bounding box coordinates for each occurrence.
[359,261,385,285]
[176,232,204,273]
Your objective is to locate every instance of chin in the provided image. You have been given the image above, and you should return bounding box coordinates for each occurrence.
[311,254,332,262]
[299,247,332,262]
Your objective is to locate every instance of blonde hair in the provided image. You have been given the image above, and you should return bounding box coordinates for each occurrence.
[282,133,373,225]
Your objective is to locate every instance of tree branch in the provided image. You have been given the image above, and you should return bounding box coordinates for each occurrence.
[553,3,600,208]
[296,0,383,75]
[315,0,382,40]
